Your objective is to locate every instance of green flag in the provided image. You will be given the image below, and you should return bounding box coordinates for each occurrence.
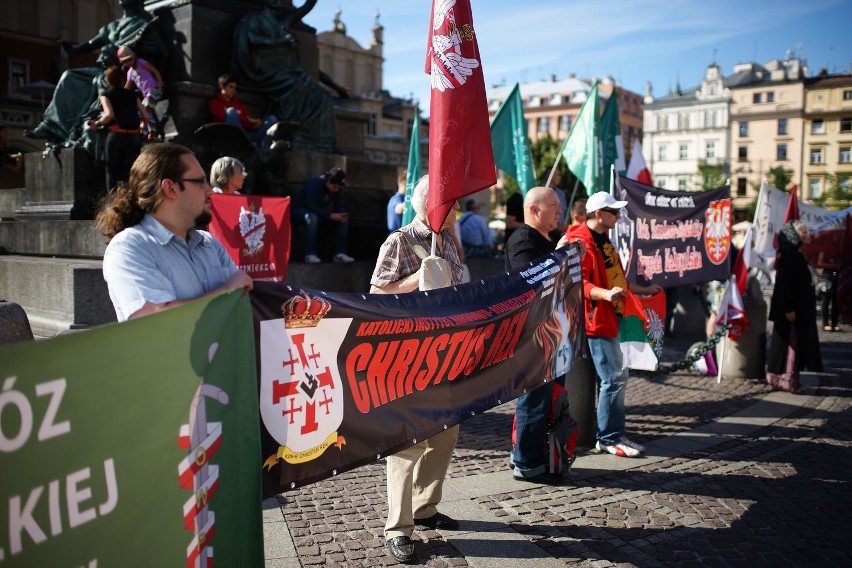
[0,291,263,567]
[402,105,421,226]
[601,92,626,193]
[490,83,536,195]
[561,82,602,194]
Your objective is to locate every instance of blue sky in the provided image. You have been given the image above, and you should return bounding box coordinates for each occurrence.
[303,0,851,115]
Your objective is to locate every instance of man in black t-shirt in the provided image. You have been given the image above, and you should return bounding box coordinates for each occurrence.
[505,186,571,485]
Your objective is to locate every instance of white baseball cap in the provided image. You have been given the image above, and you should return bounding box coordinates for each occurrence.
[586,192,627,213]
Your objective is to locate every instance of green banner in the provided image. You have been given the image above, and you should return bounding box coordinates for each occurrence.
[561,82,601,194]
[0,291,262,567]
[490,83,536,195]
[402,104,422,226]
[601,92,626,193]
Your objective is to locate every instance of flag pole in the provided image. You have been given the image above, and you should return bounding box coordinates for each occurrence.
[716,276,735,384]
[610,164,616,196]
[567,178,580,218]
[545,137,569,188]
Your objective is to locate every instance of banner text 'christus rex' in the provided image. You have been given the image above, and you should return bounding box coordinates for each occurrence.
[616,175,732,288]
[251,245,585,495]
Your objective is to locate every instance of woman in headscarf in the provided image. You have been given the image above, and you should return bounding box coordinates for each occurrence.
[766,220,823,393]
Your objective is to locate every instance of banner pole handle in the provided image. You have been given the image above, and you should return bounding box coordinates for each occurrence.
[610,164,616,197]
[545,149,564,189]
[567,178,580,220]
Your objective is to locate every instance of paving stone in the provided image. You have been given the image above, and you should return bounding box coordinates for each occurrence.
[265,329,852,566]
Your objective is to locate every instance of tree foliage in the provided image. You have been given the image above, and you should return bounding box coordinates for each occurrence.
[696,161,726,191]
[813,173,852,210]
[766,166,794,192]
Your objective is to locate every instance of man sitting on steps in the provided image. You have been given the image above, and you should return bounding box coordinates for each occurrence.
[290,167,354,264]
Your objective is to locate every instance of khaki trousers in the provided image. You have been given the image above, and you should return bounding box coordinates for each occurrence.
[384,425,459,539]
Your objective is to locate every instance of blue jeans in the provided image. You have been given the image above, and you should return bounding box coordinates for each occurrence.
[510,376,565,478]
[587,335,628,445]
[224,108,277,150]
[291,209,348,257]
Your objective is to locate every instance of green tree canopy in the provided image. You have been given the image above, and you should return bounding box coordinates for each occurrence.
[696,161,726,191]
[813,173,852,210]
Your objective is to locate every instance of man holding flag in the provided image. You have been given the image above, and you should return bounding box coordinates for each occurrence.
[370,176,463,563]
[369,0,497,562]
[566,192,661,457]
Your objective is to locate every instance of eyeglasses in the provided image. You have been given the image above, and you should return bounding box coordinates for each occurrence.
[176,177,211,188]
[600,208,621,216]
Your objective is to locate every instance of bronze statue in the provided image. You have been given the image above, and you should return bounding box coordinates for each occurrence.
[232,0,337,153]
[25,0,167,151]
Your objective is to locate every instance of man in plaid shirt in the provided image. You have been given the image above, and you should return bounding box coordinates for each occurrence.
[370,175,462,564]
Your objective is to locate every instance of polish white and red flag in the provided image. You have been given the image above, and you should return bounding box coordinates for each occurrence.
[425,0,496,232]
[732,226,753,295]
[714,276,749,342]
[626,138,653,185]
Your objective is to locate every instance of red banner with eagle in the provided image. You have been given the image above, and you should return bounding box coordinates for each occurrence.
[424,0,496,232]
[208,194,291,282]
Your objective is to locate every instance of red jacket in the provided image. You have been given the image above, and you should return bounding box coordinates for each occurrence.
[565,223,620,338]
[208,92,252,129]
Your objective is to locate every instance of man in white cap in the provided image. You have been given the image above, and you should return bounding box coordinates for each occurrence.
[566,192,661,458]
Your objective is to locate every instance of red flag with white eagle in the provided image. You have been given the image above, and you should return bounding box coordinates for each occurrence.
[208,194,291,282]
[425,0,496,232]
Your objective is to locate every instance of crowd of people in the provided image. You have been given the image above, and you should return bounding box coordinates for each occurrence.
[95,142,837,564]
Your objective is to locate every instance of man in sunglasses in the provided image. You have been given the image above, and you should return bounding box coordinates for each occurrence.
[566,192,661,458]
[97,144,252,322]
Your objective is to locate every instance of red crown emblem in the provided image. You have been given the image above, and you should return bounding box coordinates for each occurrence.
[282,291,331,329]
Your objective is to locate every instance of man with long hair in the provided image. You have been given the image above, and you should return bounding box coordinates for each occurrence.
[97,144,252,321]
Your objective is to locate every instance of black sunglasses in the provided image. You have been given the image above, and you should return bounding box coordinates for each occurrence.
[176,177,211,188]
[600,208,621,216]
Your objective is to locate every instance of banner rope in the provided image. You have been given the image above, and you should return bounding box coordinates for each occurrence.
[633,323,732,378]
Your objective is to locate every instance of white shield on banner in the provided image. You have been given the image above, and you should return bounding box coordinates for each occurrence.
[259,316,350,461]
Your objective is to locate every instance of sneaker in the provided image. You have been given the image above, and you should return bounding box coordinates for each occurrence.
[596,439,641,458]
[333,252,355,263]
[620,436,645,453]
[305,254,321,264]
[513,471,565,485]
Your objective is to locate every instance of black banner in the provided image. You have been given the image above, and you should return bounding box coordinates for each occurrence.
[616,175,732,288]
[250,245,585,495]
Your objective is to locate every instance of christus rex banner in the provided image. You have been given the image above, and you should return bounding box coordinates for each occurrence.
[251,245,585,495]
[209,194,291,282]
[0,292,263,568]
[615,175,732,288]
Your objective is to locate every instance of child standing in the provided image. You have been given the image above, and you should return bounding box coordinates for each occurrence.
[117,45,163,141]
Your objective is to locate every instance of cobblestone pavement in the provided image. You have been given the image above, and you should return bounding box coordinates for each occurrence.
[264,328,852,567]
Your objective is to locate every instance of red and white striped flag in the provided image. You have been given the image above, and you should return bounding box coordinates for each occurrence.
[714,276,749,342]
[732,226,753,295]
[626,138,652,185]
